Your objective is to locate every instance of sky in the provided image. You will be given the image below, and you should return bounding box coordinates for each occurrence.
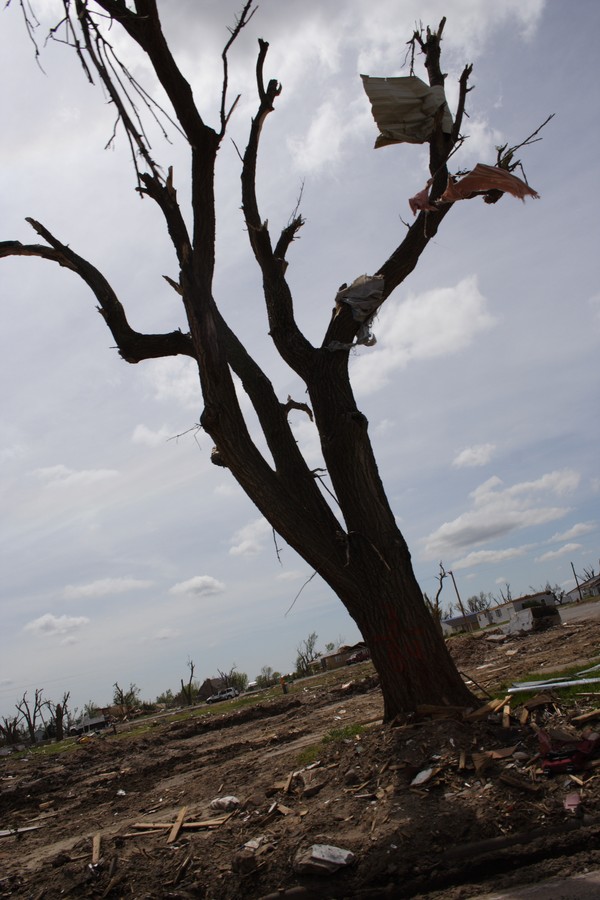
[1,0,599,718]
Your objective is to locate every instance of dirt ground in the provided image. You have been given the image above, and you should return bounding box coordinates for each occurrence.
[3,616,600,899]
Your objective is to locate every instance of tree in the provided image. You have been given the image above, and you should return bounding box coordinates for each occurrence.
[47,691,71,742]
[1,5,545,719]
[156,688,176,707]
[83,700,100,718]
[0,715,22,746]
[295,631,320,677]
[256,665,275,688]
[113,682,140,717]
[217,665,248,693]
[180,658,196,706]
[466,592,493,613]
[16,689,47,744]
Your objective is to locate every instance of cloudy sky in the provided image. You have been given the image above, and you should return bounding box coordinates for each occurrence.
[1,0,599,718]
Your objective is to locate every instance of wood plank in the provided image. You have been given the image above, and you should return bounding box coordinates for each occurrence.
[92,833,102,865]
[502,704,511,728]
[463,696,507,722]
[167,806,187,844]
[499,772,541,794]
[283,770,295,793]
[571,708,600,725]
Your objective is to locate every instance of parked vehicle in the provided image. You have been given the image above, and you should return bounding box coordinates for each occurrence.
[206,687,239,704]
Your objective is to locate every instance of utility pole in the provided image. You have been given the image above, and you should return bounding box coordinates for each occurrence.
[448,570,473,629]
[571,561,583,603]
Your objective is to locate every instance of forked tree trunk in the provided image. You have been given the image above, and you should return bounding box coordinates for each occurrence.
[2,5,530,724]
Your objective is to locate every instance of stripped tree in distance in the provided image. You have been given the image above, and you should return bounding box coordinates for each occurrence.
[1,3,549,720]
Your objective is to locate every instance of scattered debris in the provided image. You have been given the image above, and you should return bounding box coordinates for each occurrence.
[293,844,355,875]
[361,74,453,147]
[209,796,240,811]
[440,163,539,204]
[410,766,442,786]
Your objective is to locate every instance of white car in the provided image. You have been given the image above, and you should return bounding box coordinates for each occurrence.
[206,688,239,704]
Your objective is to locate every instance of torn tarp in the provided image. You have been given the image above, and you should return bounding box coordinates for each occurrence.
[409,179,437,215]
[361,75,453,147]
[328,274,384,351]
[441,163,540,204]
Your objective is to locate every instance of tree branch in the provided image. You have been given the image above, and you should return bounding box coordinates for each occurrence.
[241,40,314,375]
[0,223,196,364]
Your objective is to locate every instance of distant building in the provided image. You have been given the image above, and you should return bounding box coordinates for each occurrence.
[442,591,559,637]
[566,575,600,603]
[309,642,370,672]
[476,591,556,630]
[441,612,480,636]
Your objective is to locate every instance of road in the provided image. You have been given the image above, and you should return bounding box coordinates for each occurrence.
[559,598,600,623]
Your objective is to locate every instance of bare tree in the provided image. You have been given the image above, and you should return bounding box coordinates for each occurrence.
[424,562,452,634]
[496,583,512,605]
[0,715,22,746]
[180,658,196,706]
[113,682,140,718]
[217,664,247,692]
[16,689,47,744]
[466,592,494,613]
[295,631,320,676]
[1,5,547,718]
[47,691,71,742]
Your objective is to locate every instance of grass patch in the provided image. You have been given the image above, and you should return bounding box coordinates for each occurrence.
[322,723,365,744]
[501,658,600,704]
[297,723,365,766]
[297,745,321,766]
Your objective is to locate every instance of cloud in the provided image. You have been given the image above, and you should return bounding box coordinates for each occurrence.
[536,543,582,563]
[64,577,153,599]
[169,575,225,596]
[351,276,496,395]
[287,93,364,174]
[229,517,272,557]
[451,547,530,570]
[452,444,496,468]
[153,628,181,641]
[276,570,305,582]
[423,469,579,559]
[24,613,90,637]
[132,424,173,447]
[144,358,201,411]
[548,523,596,542]
[34,465,118,487]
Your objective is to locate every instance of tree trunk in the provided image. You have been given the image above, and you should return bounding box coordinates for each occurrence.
[328,546,474,719]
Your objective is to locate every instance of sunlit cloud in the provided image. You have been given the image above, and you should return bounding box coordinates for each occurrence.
[144,358,201,412]
[452,443,496,468]
[536,543,582,563]
[169,575,225,596]
[64,577,153,599]
[229,517,272,557]
[548,523,596,542]
[451,547,530,570]
[34,464,118,487]
[24,613,90,637]
[153,628,181,641]
[132,424,173,447]
[351,276,496,395]
[423,469,579,559]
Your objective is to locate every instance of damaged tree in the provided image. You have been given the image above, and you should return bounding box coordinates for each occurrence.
[1,4,545,719]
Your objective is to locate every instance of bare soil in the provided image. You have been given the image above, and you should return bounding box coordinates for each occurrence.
[3,617,600,899]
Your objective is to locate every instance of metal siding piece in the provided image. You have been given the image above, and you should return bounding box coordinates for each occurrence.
[361,75,453,146]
